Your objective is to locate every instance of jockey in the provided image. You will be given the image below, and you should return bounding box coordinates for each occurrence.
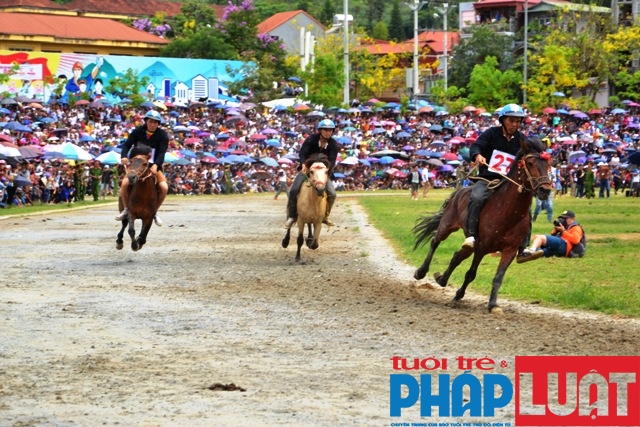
[284,119,339,228]
[115,110,169,226]
[462,103,525,249]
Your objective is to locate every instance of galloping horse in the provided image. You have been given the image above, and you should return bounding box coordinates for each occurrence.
[282,153,330,262]
[412,136,552,313]
[116,144,158,252]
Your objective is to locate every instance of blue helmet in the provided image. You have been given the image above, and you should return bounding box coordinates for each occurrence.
[144,110,163,123]
[499,104,525,123]
[317,119,336,130]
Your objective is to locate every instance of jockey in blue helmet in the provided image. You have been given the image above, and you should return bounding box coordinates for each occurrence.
[462,103,526,250]
[284,118,340,228]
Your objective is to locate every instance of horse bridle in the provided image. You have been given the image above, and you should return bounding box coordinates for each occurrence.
[306,163,328,188]
[129,155,155,183]
[517,152,552,192]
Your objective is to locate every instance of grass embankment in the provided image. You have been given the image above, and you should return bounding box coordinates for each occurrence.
[352,189,640,318]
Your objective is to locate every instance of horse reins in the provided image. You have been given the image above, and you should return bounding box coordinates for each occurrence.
[128,156,156,184]
[474,152,551,193]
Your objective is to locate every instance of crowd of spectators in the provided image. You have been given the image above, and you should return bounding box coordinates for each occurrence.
[1,98,640,209]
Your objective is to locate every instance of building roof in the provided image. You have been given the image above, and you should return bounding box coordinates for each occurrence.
[0,0,224,19]
[414,31,460,55]
[0,0,67,11]
[257,9,325,34]
[355,39,414,55]
[0,12,170,44]
[474,0,542,10]
[527,0,610,13]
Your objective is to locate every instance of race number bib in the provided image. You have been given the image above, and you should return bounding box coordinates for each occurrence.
[488,149,516,174]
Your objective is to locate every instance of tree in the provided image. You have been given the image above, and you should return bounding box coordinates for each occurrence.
[371,20,389,40]
[448,25,515,91]
[466,56,522,109]
[169,0,218,39]
[106,68,151,106]
[366,0,386,34]
[319,0,335,27]
[304,53,344,107]
[160,26,238,59]
[388,0,405,42]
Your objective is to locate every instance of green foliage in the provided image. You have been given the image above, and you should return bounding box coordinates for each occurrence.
[159,27,238,59]
[371,20,389,40]
[303,53,344,107]
[319,0,335,27]
[467,56,522,109]
[106,68,151,106]
[448,25,516,92]
[388,0,405,42]
[366,0,387,34]
[169,0,218,38]
[356,190,640,318]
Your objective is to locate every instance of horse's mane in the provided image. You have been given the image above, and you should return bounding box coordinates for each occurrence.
[130,144,153,158]
[510,135,546,173]
[304,153,330,170]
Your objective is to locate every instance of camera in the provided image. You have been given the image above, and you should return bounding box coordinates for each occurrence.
[553,218,565,227]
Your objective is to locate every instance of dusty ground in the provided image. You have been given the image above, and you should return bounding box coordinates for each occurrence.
[1,195,639,427]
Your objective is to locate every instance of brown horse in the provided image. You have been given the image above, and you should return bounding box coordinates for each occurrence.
[116,144,158,252]
[282,153,330,262]
[412,136,553,313]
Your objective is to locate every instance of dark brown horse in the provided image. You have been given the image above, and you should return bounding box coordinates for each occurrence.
[116,145,158,252]
[282,153,330,262]
[413,136,553,313]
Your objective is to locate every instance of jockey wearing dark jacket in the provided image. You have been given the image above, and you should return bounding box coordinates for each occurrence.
[285,119,340,228]
[115,110,169,226]
[463,104,525,250]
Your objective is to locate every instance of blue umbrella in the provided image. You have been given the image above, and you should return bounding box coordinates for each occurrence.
[611,108,627,115]
[372,128,386,134]
[180,148,197,158]
[396,131,411,138]
[335,136,352,145]
[556,109,570,114]
[41,117,57,124]
[80,134,96,142]
[265,139,281,147]
[552,91,566,97]
[333,172,346,178]
[379,156,395,164]
[288,76,302,83]
[358,159,371,167]
[3,121,33,132]
[0,107,12,114]
[260,157,279,167]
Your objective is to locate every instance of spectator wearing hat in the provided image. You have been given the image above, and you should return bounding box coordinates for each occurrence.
[517,210,583,263]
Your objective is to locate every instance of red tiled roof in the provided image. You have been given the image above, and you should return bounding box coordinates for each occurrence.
[0,0,67,10]
[474,0,542,9]
[414,30,460,55]
[257,10,325,34]
[0,12,170,44]
[63,0,224,19]
[355,40,414,55]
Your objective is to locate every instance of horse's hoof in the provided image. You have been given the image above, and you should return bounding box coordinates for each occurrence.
[489,306,504,316]
[116,242,123,250]
[434,272,447,287]
[414,270,425,280]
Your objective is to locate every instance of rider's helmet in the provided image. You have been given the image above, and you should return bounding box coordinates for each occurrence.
[498,104,525,124]
[317,119,336,131]
[144,110,163,124]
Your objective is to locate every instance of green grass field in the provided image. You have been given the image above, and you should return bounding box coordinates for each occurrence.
[350,189,640,319]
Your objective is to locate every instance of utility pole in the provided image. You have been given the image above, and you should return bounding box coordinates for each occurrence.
[343,0,350,106]
[523,0,528,107]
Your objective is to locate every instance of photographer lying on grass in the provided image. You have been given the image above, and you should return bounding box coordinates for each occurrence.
[517,210,585,263]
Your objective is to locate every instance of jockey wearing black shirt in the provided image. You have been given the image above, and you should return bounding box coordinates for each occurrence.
[284,119,339,228]
[463,103,525,250]
[115,110,169,226]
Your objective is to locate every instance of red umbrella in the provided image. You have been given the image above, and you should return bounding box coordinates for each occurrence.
[250,133,266,140]
[588,108,603,115]
[75,100,89,106]
[201,156,218,163]
[542,107,557,114]
[184,137,202,145]
[441,152,458,161]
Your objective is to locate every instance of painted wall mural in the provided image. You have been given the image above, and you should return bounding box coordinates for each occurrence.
[0,50,245,104]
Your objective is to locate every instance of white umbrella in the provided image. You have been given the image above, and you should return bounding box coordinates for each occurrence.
[95,151,122,165]
[339,156,360,166]
[58,142,93,160]
[0,145,21,157]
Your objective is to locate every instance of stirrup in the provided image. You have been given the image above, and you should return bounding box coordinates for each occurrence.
[115,208,128,221]
[322,218,335,226]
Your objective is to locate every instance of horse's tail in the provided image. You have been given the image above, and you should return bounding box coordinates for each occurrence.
[412,194,454,250]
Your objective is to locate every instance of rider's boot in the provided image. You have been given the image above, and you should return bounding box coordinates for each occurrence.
[284,197,296,228]
[462,201,480,249]
[115,208,129,221]
[322,197,336,226]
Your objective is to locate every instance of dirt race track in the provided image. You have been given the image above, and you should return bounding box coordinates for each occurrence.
[1,195,639,426]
